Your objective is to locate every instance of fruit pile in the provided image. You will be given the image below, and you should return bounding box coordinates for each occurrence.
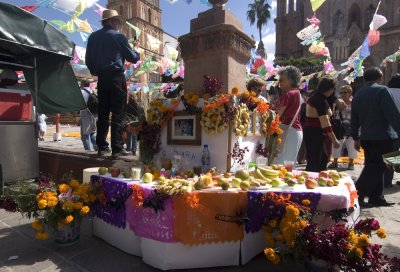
[232,103,251,136]
[157,177,193,195]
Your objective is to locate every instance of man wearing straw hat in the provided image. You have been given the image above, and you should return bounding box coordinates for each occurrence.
[86,9,140,158]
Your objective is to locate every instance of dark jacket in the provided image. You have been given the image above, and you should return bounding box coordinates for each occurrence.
[351,82,400,141]
[85,26,140,75]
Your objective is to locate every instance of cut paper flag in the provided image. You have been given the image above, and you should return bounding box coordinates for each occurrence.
[310,0,326,12]
[74,46,86,64]
[172,64,185,79]
[60,19,76,33]
[93,2,106,16]
[166,45,179,61]
[324,60,335,73]
[36,0,56,8]
[147,34,161,52]
[71,0,87,20]
[49,19,67,28]
[369,14,387,31]
[20,6,39,12]
[296,24,319,41]
[74,18,93,33]
[80,32,89,44]
[341,46,361,67]
[307,15,321,26]
[359,37,370,59]
[368,30,380,46]
[127,22,142,37]
[381,47,400,67]
[300,32,321,46]
[135,56,161,77]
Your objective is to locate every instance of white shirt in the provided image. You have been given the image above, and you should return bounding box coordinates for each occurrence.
[81,88,91,104]
[389,88,400,113]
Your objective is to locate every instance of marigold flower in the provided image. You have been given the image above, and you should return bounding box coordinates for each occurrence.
[231,87,239,95]
[35,232,43,240]
[58,184,71,194]
[354,247,363,257]
[299,220,308,229]
[276,128,284,135]
[38,199,47,209]
[31,220,43,232]
[277,138,283,144]
[80,206,90,215]
[65,215,74,224]
[41,232,49,240]
[357,234,369,247]
[250,91,257,97]
[73,202,83,210]
[47,200,57,208]
[62,200,74,212]
[376,228,387,239]
[242,91,250,98]
[69,179,80,189]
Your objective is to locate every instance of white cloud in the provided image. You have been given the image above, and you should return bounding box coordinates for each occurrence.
[54,0,98,13]
[262,32,276,61]
[270,0,277,10]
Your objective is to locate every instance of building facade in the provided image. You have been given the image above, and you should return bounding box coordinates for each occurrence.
[275,0,400,82]
[107,0,163,83]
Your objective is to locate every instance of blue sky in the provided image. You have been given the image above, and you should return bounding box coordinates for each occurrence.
[4,0,277,60]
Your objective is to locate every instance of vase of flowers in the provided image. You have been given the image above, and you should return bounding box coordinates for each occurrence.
[31,174,96,244]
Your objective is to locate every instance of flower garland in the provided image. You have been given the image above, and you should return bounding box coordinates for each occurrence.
[232,103,251,136]
[200,107,227,135]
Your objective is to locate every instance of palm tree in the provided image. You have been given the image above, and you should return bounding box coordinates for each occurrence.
[247,0,271,58]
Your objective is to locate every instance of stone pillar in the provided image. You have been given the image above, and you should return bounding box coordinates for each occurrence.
[178,2,254,94]
[289,0,294,13]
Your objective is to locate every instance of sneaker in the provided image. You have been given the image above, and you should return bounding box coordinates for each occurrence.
[328,162,338,169]
[98,147,111,156]
[348,163,355,170]
[112,149,129,158]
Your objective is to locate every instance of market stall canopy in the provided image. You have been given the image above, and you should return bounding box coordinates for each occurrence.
[0,3,86,114]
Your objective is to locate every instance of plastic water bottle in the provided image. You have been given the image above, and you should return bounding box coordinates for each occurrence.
[201,145,211,173]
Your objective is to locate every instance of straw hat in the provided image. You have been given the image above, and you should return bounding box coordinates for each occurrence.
[101,9,125,23]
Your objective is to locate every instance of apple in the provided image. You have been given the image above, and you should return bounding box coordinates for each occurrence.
[142,173,153,183]
[318,177,327,187]
[98,167,107,175]
[221,181,230,190]
[109,167,120,178]
[297,176,305,184]
[305,178,318,189]
[319,171,329,179]
[330,172,340,182]
[194,181,203,190]
[122,172,131,178]
[232,178,241,188]
[333,179,340,186]
[285,172,295,179]
[327,179,334,187]
[301,171,309,178]
[185,169,195,178]
[286,178,297,187]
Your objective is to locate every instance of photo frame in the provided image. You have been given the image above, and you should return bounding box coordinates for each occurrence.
[167,111,202,146]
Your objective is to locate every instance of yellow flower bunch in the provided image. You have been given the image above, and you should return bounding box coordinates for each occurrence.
[285,205,300,221]
[231,87,239,95]
[242,90,250,98]
[357,234,369,247]
[58,184,71,194]
[35,232,49,240]
[264,248,280,264]
[65,215,74,224]
[73,202,83,210]
[69,179,80,190]
[301,199,311,206]
[36,191,58,209]
[80,206,90,215]
[38,199,47,209]
[184,92,199,106]
[62,200,74,212]
[31,220,43,232]
[377,228,387,239]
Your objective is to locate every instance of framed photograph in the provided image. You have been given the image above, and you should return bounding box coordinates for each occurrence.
[245,111,254,136]
[167,111,202,145]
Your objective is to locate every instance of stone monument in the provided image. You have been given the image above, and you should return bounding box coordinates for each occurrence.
[179,0,255,94]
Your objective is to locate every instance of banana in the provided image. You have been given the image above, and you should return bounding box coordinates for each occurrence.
[255,169,268,180]
[258,167,279,178]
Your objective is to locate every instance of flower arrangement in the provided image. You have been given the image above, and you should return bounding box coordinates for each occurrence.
[260,110,283,164]
[202,74,224,97]
[31,175,95,240]
[261,194,400,271]
[227,141,249,171]
[201,107,227,135]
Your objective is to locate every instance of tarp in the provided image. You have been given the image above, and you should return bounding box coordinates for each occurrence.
[0,3,86,114]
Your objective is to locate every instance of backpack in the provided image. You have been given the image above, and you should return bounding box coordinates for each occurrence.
[83,88,99,114]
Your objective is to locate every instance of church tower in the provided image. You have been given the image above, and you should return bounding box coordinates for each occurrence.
[107,0,163,83]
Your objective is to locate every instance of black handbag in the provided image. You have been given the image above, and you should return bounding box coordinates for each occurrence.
[331,111,345,140]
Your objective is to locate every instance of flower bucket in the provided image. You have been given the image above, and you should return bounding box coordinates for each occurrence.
[54,222,81,245]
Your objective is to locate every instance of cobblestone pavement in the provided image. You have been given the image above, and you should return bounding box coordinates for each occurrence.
[1,126,400,271]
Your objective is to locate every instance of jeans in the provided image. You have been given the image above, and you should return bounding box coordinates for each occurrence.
[357,140,394,202]
[126,133,137,154]
[96,70,127,153]
[81,133,97,150]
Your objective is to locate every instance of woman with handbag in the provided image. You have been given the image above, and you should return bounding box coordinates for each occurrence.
[274,66,303,164]
[328,85,357,170]
[304,76,341,172]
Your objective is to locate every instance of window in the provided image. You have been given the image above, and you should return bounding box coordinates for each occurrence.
[333,10,344,34]
[148,8,152,24]
[293,0,297,12]
[286,0,289,14]
[365,5,375,29]
[348,4,362,29]
[141,5,145,20]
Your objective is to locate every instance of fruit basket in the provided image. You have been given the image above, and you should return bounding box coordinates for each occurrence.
[383,151,400,172]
